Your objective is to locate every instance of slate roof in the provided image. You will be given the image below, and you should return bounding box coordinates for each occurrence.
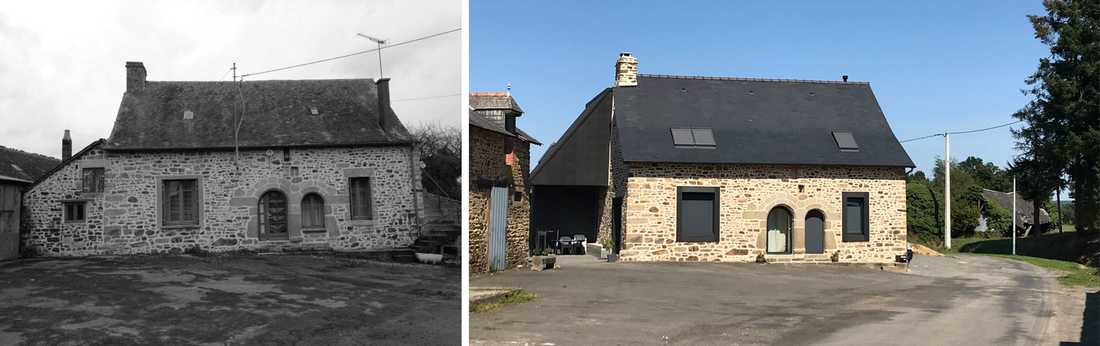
[613,74,914,167]
[106,79,412,150]
[470,92,523,113]
[0,145,60,183]
[982,189,1052,226]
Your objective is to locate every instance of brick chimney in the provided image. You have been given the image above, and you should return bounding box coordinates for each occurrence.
[62,130,72,161]
[615,52,638,87]
[126,61,146,92]
[376,78,391,130]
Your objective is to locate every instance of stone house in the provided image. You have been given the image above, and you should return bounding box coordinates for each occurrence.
[468,92,539,272]
[22,62,423,256]
[530,53,915,263]
[0,145,59,260]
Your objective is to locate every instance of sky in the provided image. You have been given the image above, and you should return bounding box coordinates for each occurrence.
[0,0,460,159]
[471,0,1050,176]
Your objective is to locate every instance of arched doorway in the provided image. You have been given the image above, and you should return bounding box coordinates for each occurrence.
[805,209,826,254]
[258,190,288,240]
[767,206,792,254]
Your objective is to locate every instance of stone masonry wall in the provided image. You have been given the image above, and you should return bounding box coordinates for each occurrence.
[468,126,531,273]
[23,145,420,256]
[619,163,907,263]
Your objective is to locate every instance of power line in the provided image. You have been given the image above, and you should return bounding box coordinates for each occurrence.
[900,120,1023,143]
[392,93,460,103]
[240,28,461,78]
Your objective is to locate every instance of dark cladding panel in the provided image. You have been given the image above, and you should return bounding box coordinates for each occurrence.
[530,89,612,187]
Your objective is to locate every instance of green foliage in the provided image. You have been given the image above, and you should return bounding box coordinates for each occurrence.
[984,196,1013,236]
[470,290,536,313]
[1015,0,1100,233]
[957,157,1013,191]
[906,175,940,239]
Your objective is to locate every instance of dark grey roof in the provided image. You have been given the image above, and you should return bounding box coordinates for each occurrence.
[0,145,60,183]
[982,189,1051,226]
[530,89,613,186]
[468,95,539,144]
[106,79,411,150]
[470,92,523,113]
[613,75,914,167]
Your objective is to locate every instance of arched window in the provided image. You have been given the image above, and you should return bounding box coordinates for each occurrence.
[302,193,325,228]
[258,190,288,240]
[766,206,792,254]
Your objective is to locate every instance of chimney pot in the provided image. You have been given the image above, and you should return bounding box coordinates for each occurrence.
[615,52,638,87]
[376,78,391,130]
[126,61,147,92]
[842,75,849,82]
[62,129,72,161]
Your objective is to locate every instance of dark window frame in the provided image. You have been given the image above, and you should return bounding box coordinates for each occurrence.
[841,192,870,242]
[161,179,200,227]
[676,186,721,242]
[82,168,105,193]
[63,201,86,223]
[349,177,373,220]
[301,193,325,228]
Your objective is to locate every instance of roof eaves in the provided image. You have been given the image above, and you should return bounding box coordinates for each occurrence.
[30,139,106,187]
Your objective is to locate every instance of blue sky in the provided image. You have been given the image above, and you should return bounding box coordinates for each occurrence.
[471,0,1049,175]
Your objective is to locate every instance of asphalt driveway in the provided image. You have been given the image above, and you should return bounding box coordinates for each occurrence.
[471,255,1065,345]
[0,254,460,345]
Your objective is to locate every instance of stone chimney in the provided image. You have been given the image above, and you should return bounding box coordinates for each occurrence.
[126,61,146,92]
[614,52,638,87]
[62,130,72,161]
[376,78,391,130]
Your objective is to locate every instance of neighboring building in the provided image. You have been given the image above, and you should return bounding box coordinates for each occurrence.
[0,145,60,260]
[530,53,914,263]
[977,189,1051,234]
[468,92,539,272]
[23,62,422,256]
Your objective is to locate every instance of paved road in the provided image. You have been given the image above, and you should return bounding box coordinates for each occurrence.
[471,255,1060,345]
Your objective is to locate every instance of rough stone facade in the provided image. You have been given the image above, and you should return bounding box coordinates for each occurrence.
[616,162,907,263]
[468,126,531,273]
[23,144,422,256]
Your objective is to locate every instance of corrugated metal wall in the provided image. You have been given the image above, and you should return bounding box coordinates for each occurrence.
[489,186,508,271]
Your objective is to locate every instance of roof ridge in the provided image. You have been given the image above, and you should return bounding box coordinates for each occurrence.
[638,73,869,85]
[0,145,60,162]
[146,78,375,83]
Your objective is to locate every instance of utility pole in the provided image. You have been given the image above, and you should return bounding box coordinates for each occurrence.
[945,132,951,249]
[232,63,237,82]
[1013,176,1017,255]
[357,33,387,78]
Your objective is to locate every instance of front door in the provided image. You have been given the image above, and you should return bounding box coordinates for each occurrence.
[805,210,825,254]
[767,207,792,254]
[488,187,508,271]
[0,185,19,260]
[258,191,288,240]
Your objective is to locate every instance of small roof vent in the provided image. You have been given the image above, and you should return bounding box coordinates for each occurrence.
[183,110,194,120]
[671,128,716,148]
[832,131,859,151]
[309,106,319,115]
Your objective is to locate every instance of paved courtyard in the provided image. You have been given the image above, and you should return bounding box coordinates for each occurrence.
[0,254,460,345]
[471,255,1088,345]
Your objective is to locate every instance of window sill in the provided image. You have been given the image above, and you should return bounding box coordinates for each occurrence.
[301,227,328,234]
[841,236,870,242]
[162,224,200,230]
[349,219,374,226]
[63,221,86,224]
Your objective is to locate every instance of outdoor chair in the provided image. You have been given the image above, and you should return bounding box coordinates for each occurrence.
[556,236,575,255]
[572,234,588,254]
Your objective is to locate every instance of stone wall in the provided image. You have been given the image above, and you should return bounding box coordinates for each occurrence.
[619,163,907,263]
[23,144,421,256]
[468,126,531,273]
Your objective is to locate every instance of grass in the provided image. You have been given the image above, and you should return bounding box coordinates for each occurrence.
[470,289,536,313]
[986,254,1100,288]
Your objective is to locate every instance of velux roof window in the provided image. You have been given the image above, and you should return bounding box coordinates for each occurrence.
[832,131,859,152]
[671,128,716,148]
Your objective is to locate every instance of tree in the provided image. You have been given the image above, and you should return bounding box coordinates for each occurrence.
[410,123,461,199]
[1015,0,1100,234]
[932,159,984,237]
[956,156,1012,191]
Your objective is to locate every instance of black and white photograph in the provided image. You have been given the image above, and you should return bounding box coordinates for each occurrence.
[0,1,460,344]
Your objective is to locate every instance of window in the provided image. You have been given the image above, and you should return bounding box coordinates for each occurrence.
[82,168,104,193]
[162,179,199,226]
[349,178,372,220]
[842,192,869,242]
[302,193,325,228]
[676,186,720,242]
[671,128,716,148]
[832,131,859,152]
[63,202,86,222]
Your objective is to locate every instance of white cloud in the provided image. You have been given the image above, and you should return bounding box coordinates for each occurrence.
[0,0,460,158]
